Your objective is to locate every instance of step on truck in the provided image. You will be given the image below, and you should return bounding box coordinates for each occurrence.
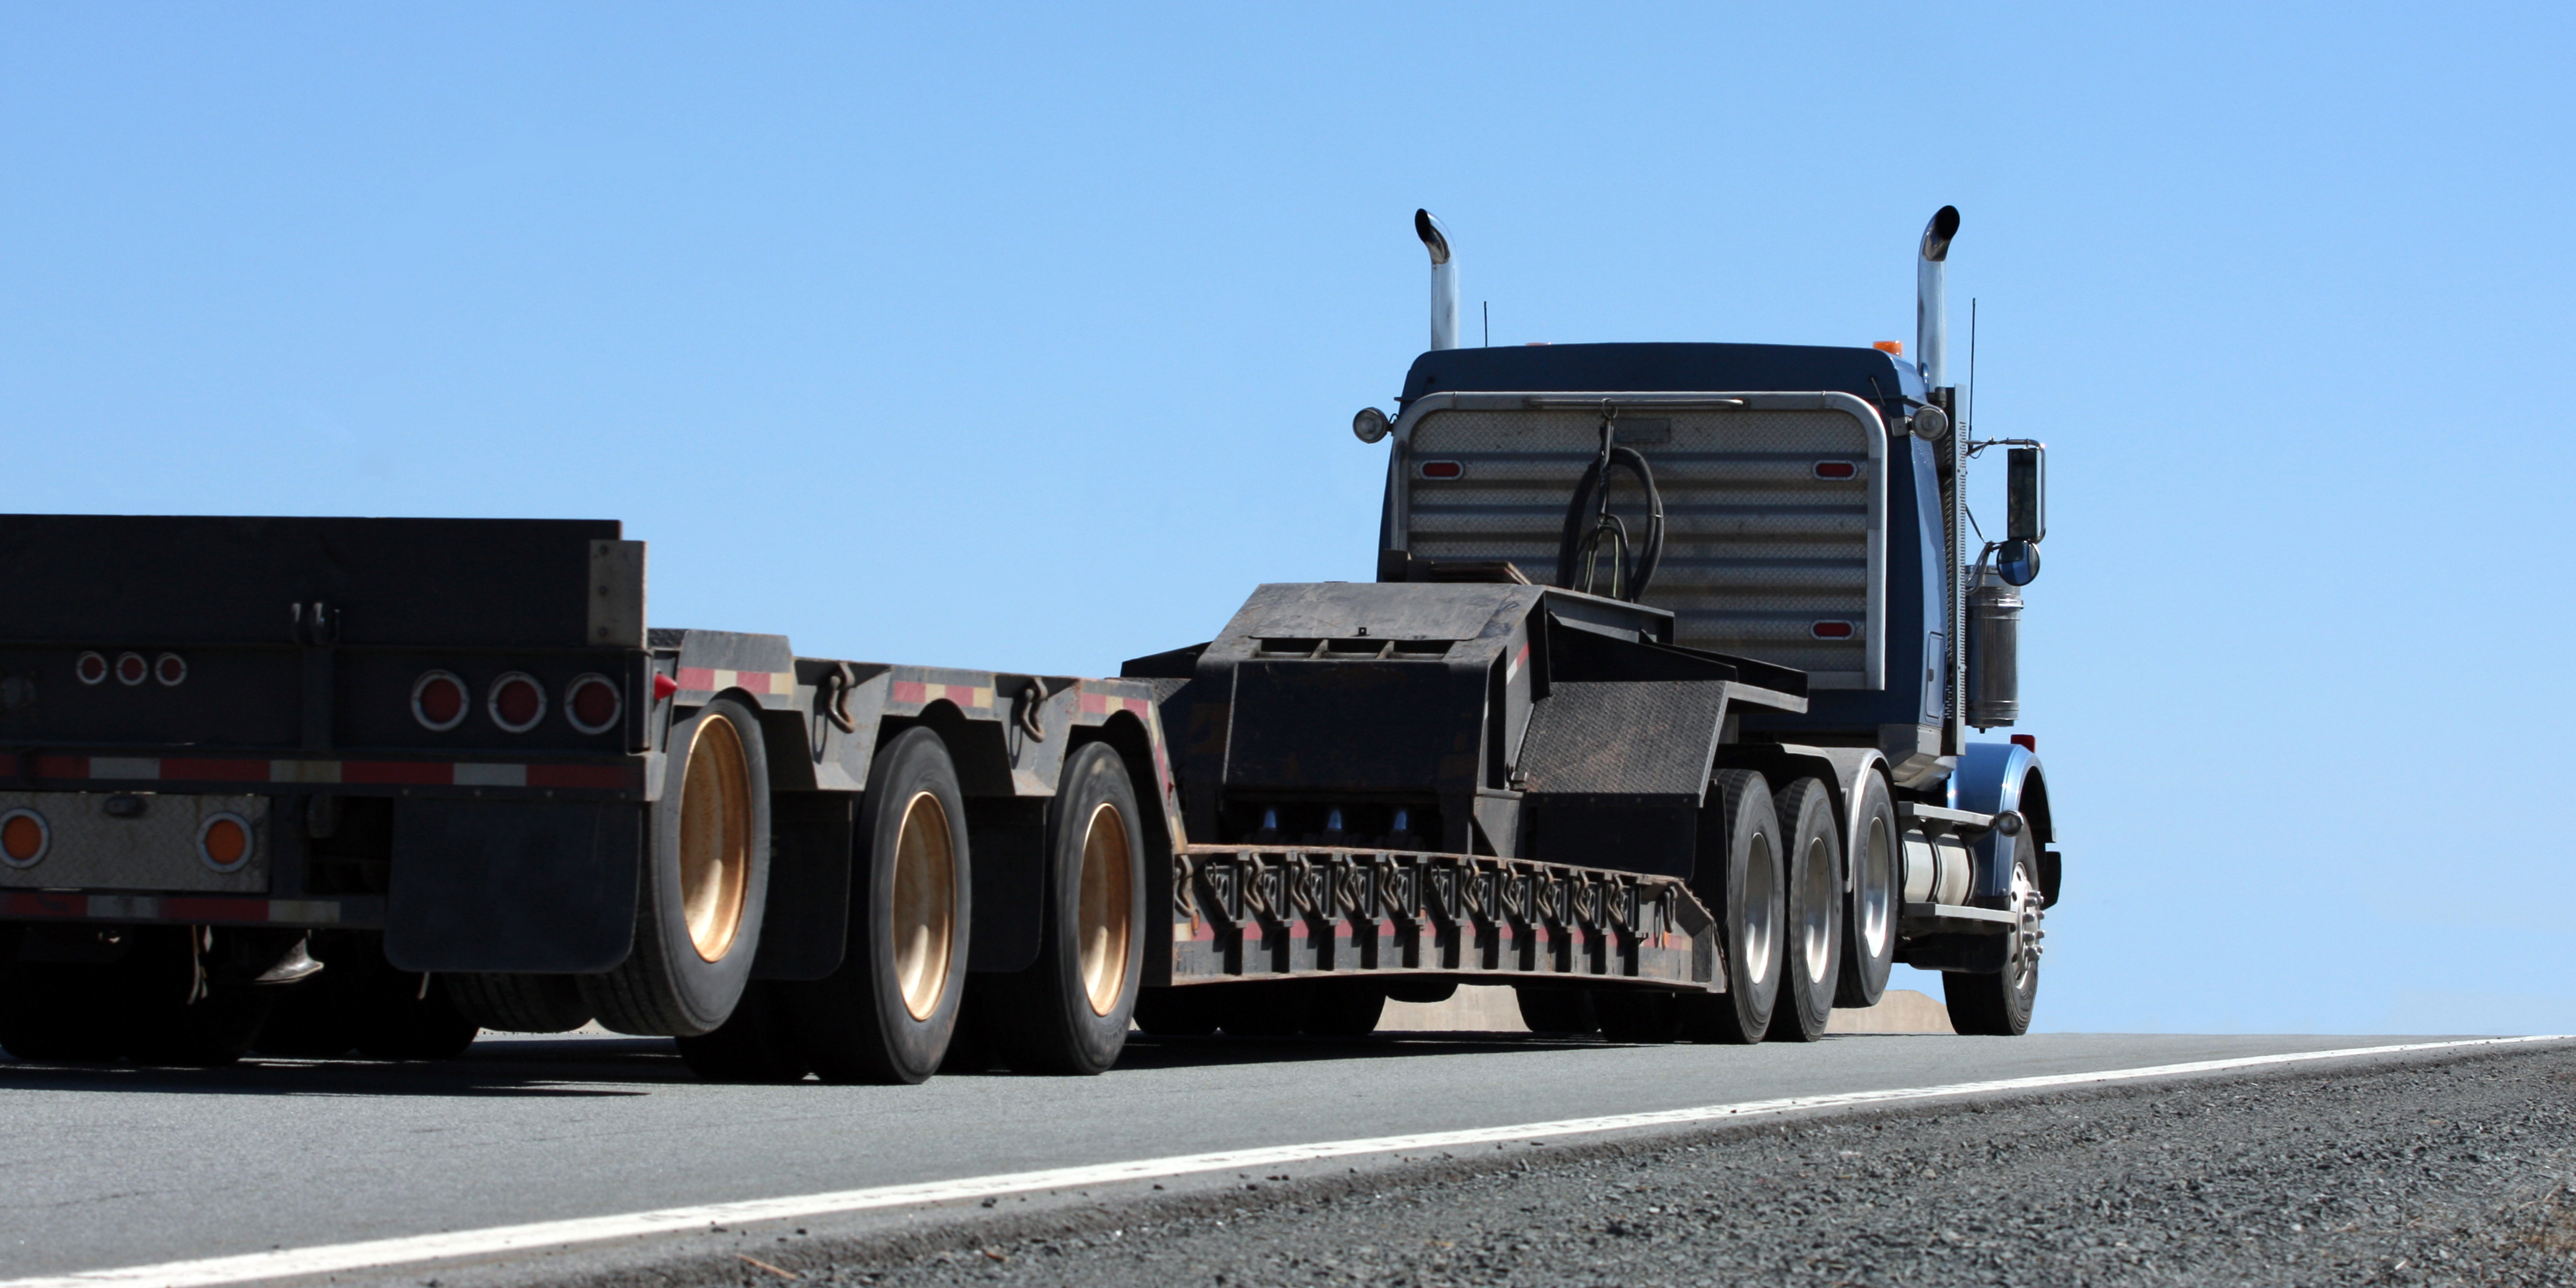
[0,207,2058,1079]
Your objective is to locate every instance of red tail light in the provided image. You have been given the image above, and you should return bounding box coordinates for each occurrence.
[1813,461,1858,480]
[0,809,48,868]
[488,673,547,733]
[114,652,148,686]
[1811,621,1855,640]
[1418,460,1465,480]
[155,653,187,687]
[75,653,108,685]
[198,812,253,872]
[565,673,622,735]
[412,671,469,732]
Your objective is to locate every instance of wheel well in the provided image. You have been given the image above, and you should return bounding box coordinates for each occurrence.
[2018,766,2059,907]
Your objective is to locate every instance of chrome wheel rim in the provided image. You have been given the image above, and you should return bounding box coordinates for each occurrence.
[677,713,752,962]
[1857,814,1895,957]
[1075,802,1133,1017]
[2005,853,2045,995]
[1740,832,1777,988]
[1795,833,1835,984]
[892,790,957,1021]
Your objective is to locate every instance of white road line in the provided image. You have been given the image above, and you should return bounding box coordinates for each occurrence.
[8,1035,2563,1288]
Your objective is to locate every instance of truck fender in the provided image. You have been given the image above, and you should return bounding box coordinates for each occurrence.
[1950,742,2056,904]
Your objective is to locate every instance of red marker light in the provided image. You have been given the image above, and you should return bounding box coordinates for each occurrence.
[653,673,680,701]
[1418,460,1465,480]
[412,671,469,732]
[489,673,546,733]
[75,653,108,685]
[155,653,187,687]
[565,673,623,735]
[2012,734,2037,753]
[114,653,149,686]
[1813,461,1858,480]
[1810,621,1855,640]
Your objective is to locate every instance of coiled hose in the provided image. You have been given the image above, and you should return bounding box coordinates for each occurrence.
[1554,412,1665,601]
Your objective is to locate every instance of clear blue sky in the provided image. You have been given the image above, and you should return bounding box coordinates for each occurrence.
[3,5,2569,1034]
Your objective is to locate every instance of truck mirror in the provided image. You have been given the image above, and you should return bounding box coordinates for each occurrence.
[2007,445,2045,542]
[1996,538,2041,587]
[1353,406,1392,444]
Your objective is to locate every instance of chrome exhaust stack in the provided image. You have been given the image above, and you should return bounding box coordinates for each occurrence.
[1416,208,1459,351]
[1914,206,1960,389]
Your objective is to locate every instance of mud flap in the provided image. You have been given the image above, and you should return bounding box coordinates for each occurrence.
[384,800,640,972]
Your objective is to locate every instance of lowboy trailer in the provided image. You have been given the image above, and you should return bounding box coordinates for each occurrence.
[0,206,2059,1080]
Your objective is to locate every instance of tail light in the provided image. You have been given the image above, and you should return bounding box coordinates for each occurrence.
[1811,621,1856,640]
[1417,460,1466,480]
[75,652,108,685]
[412,671,469,732]
[155,653,187,686]
[1813,461,1859,480]
[564,672,622,735]
[198,812,253,872]
[115,652,148,686]
[0,808,48,868]
[488,672,547,733]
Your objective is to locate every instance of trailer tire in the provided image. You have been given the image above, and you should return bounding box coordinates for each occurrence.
[1834,771,1900,1008]
[585,697,771,1038]
[350,972,480,1061]
[1766,777,1842,1043]
[448,974,595,1033]
[1942,831,2042,1036]
[1679,770,1782,1045]
[677,982,811,1083]
[992,742,1145,1074]
[1514,985,1599,1036]
[1216,980,1308,1037]
[789,727,970,1085]
[1596,990,1684,1043]
[1303,981,1386,1037]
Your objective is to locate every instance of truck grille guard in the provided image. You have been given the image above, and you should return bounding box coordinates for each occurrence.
[1169,845,1721,991]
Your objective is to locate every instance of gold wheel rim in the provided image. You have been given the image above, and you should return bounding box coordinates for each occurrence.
[1075,801,1133,1017]
[892,790,957,1021]
[678,713,752,962]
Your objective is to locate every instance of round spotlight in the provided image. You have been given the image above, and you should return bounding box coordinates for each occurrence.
[1352,406,1392,444]
[564,672,623,735]
[412,670,469,732]
[1911,405,1950,441]
[198,812,253,873]
[0,809,49,868]
[488,672,547,734]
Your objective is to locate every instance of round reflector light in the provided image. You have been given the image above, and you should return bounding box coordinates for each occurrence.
[1417,460,1465,480]
[115,652,148,686]
[198,812,253,872]
[75,652,108,685]
[155,653,188,686]
[412,670,469,732]
[0,809,48,868]
[564,672,622,735]
[1813,461,1859,480]
[489,672,547,733]
[1811,621,1856,640]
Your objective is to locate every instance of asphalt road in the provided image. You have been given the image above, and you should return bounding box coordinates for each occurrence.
[0,1030,2545,1285]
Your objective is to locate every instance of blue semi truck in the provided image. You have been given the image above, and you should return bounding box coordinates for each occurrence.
[0,208,2055,1077]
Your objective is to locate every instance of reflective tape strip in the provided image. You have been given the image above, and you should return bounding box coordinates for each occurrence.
[890,681,994,708]
[0,893,342,924]
[0,755,637,790]
[674,667,796,695]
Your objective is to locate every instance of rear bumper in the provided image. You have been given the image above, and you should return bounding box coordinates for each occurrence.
[1,890,381,929]
[0,751,644,796]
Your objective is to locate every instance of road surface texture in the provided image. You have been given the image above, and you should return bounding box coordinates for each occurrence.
[0,1032,2566,1287]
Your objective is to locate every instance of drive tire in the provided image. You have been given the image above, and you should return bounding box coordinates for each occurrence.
[1678,770,1782,1045]
[1302,980,1386,1038]
[677,981,811,1083]
[1766,777,1843,1043]
[585,697,772,1038]
[1943,829,2043,1036]
[448,974,596,1033]
[1834,770,1901,1008]
[993,742,1145,1075]
[787,727,971,1085]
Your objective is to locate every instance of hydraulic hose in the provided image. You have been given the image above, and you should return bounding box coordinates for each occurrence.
[1554,414,1665,601]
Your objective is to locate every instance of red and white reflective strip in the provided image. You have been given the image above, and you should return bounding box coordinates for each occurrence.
[0,754,637,790]
[0,892,344,925]
[893,680,994,709]
[1506,642,1528,683]
[1076,691,1153,718]
[673,667,796,696]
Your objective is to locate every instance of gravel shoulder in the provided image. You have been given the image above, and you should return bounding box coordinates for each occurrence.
[556,1043,2576,1288]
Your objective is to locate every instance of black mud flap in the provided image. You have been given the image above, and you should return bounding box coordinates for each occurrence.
[384,800,641,973]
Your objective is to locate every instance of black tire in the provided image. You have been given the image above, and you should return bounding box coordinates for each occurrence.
[1216,979,1309,1037]
[1834,770,1900,1008]
[253,978,357,1058]
[585,696,771,1037]
[1130,986,1222,1036]
[1303,981,1386,1038]
[993,742,1146,1075]
[1513,985,1598,1036]
[1943,829,2043,1036]
[350,972,479,1060]
[676,981,811,1083]
[448,974,596,1033]
[0,962,124,1061]
[1677,770,1781,1045]
[111,928,273,1067]
[1595,989,1684,1043]
[1766,777,1843,1043]
[787,727,971,1085]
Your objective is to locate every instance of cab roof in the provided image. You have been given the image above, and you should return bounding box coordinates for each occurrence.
[1398,342,1925,407]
